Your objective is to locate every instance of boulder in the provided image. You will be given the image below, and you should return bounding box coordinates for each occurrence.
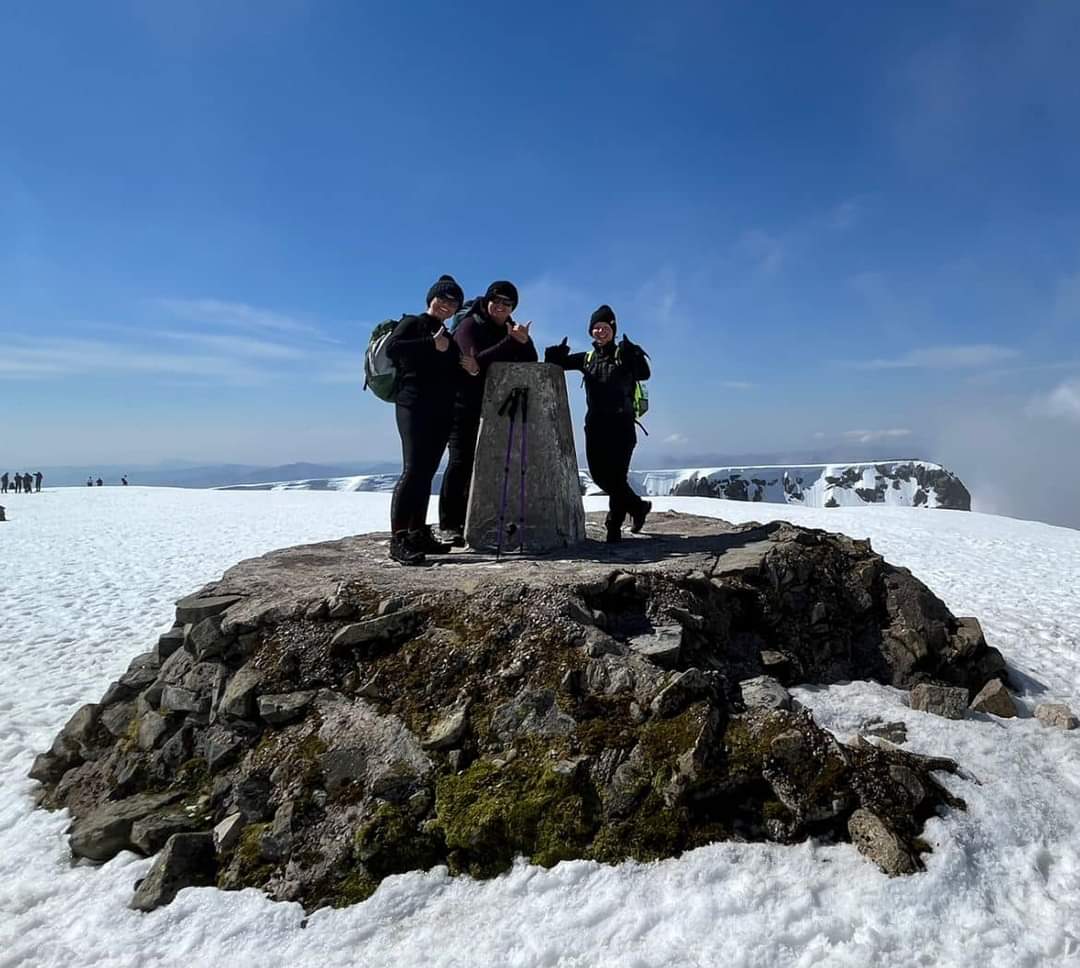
[69,792,182,861]
[257,691,316,725]
[217,664,262,720]
[1035,703,1078,730]
[130,833,216,912]
[910,683,969,720]
[627,626,683,668]
[969,679,1016,718]
[848,808,919,875]
[423,704,469,751]
[740,675,792,711]
[174,593,242,625]
[330,609,424,652]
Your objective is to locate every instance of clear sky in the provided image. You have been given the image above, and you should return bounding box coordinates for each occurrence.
[3,2,1079,525]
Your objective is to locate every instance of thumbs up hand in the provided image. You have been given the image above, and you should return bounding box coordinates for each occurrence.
[510,319,532,344]
[544,336,570,364]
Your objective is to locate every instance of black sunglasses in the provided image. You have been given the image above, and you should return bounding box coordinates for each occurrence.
[489,296,515,308]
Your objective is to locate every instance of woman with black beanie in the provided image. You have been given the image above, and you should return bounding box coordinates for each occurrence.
[438,280,538,544]
[545,304,652,542]
[385,274,465,564]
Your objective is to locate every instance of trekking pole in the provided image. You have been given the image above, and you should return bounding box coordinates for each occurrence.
[495,388,520,560]
[518,387,528,553]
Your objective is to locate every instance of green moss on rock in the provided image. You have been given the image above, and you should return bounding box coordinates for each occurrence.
[435,756,598,878]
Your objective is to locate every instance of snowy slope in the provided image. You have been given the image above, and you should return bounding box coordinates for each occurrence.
[219,460,970,512]
[606,460,971,510]
[1,488,1078,967]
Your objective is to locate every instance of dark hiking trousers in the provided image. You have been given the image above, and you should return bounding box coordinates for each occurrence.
[438,404,482,533]
[585,416,646,528]
[391,399,454,533]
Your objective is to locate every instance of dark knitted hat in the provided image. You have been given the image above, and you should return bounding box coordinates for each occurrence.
[484,280,519,309]
[426,274,464,307]
[589,304,617,335]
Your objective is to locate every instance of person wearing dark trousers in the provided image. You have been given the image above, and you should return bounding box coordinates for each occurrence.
[34,471,43,492]
[385,274,466,565]
[438,280,538,544]
[546,305,652,542]
[1,473,7,494]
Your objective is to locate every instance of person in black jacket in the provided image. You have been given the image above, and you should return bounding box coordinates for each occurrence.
[384,274,465,565]
[546,304,651,542]
[438,280,538,544]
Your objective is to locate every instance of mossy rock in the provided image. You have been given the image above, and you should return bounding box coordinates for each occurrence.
[354,802,445,879]
[435,756,599,878]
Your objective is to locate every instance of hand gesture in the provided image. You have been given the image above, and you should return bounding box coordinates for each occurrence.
[544,337,570,364]
[433,326,450,352]
[460,354,479,376]
[510,320,532,344]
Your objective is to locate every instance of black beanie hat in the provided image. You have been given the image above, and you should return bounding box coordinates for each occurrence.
[589,304,617,336]
[484,280,519,308]
[426,274,465,307]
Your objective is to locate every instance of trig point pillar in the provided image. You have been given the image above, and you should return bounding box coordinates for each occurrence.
[465,362,586,553]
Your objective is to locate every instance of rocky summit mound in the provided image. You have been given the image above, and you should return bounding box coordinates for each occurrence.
[31,512,1008,912]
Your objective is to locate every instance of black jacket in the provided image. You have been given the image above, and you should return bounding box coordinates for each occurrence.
[453,307,538,411]
[385,312,462,406]
[556,338,650,420]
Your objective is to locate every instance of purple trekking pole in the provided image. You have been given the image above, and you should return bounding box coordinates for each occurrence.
[495,388,520,559]
[517,388,528,553]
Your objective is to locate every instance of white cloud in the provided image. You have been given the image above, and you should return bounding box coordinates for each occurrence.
[853,345,1019,370]
[156,298,334,340]
[1027,379,1080,422]
[841,429,913,444]
[663,433,689,446]
[155,330,307,361]
[0,337,271,385]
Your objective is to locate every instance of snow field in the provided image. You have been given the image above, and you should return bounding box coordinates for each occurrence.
[1,488,1079,967]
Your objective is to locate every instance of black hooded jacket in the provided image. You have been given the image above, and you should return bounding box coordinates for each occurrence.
[557,338,650,420]
[385,312,462,406]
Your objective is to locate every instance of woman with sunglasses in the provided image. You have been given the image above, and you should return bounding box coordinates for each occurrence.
[545,304,651,542]
[438,280,538,545]
[384,274,466,565]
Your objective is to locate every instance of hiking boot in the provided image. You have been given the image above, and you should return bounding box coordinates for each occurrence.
[410,526,452,554]
[630,500,652,534]
[389,531,425,566]
[605,524,623,543]
[438,528,467,548]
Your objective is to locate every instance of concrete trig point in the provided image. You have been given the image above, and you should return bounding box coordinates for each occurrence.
[465,362,586,553]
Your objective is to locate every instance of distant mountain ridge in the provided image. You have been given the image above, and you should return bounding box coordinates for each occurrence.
[217,459,971,511]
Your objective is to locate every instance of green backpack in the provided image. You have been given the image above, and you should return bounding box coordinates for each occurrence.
[363,317,404,402]
[585,346,650,419]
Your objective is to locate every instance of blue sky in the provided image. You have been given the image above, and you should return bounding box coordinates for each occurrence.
[3,2,1080,524]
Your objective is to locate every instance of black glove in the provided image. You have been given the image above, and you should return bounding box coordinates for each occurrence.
[545,337,570,364]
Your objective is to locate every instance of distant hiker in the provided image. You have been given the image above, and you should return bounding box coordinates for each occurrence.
[96,478,103,487]
[13,473,22,494]
[384,274,466,565]
[546,305,652,542]
[34,471,43,492]
[1,472,7,494]
[0,505,5,522]
[121,475,128,486]
[87,477,93,487]
[439,280,538,545]
[22,472,33,493]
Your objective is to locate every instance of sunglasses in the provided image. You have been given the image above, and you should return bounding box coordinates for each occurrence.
[489,296,515,308]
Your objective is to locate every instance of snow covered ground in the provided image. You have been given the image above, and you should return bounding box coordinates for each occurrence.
[1,487,1079,968]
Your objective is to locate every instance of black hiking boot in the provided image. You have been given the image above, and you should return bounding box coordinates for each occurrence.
[630,500,652,534]
[389,531,426,566]
[438,528,467,548]
[409,526,452,555]
[605,523,623,543]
